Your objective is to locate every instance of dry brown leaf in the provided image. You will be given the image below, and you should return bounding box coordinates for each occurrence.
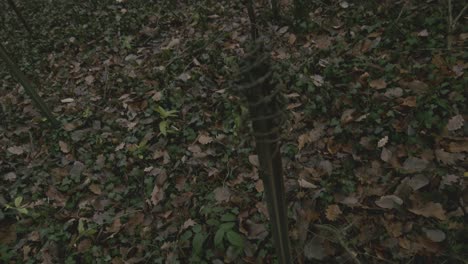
[408,175,429,191]
[402,157,429,173]
[3,172,16,181]
[401,96,417,107]
[84,75,95,85]
[77,239,92,253]
[422,228,446,242]
[304,236,327,260]
[248,155,260,167]
[150,184,164,206]
[402,80,429,94]
[369,79,387,89]
[254,180,264,192]
[375,195,403,209]
[435,149,465,165]
[214,186,231,203]
[377,136,388,148]
[59,141,70,153]
[7,146,24,155]
[165,38,180,49]
[288,34,297,45]
[409,202,446,220]
[340,109,356,124]
[448,141,468,153]
[298,178,317,189]
[182,219,196,230]
[325,204,342,221]
[198,134,213,145]
[243,220,268,240]
[298,133,310,150]
[381,147,392,162]
[315,35,331,50]
[446,115,464,131]
[46,186,67,207]
[88,184,102,195]
[187,144,201,153]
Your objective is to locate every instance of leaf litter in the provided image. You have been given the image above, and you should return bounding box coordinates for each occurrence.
[0,0,466,263]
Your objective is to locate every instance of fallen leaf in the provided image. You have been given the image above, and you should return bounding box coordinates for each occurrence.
[409,202,446,220]
[315,35,331,50]
[214,186,231,203]
[3,172,16,181]
[243,220,267,240]
[440,174,459,188]
[59,141,70,153]
[182,219,196,230]
[340,1,349,8]
[401,96,417,107]
[318,160,333,176]
[446,115,464,131]
[375,195,403,209]
[89,184,102,195]
[381,147,392,162]
[248,155,260,167]
[340,109,356,124]
[288,34,297,45]
[408,175,429,190]
[70,161,86,179]
[298,178,317,189]
[77,239,92,253]
[422,228,445,242]
[340,196,359,207]
[369,79,387,89]
[7,146,24,155]
[277,26,289,34]
[325,204,342,221]
[152,91,162,101]
[448,141,468,153]
[198,134,213,145]
[85,75,95,85]
[402,157,429,173]
[312,74,324,87]
[46,186,67,207]
[435,149,464,165]
[298,133,309,150]
[384,87,403,98]
[165,38,180,49]
[404,80,429,94]
[188,144,202,153]
[150,184,164,206]
[60,98,75,103]
[304,236,327,260]
[377,136,388,148]
[254,180,264,192]
[417,29,429,37]
[177,72,191,82]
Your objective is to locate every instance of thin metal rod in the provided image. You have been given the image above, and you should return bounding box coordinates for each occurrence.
[0,43,59,126]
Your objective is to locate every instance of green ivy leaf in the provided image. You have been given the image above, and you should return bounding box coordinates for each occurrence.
[214,228,225,248]
[14,196,23,207]
[78,219,85,234]
[221,213,236,222]
[17,207,28,215]
[192,233,206,256]
[226,230,244,248]
[159,121,168,136]
[219,222,235,230]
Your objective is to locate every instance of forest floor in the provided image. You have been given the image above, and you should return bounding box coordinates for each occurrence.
[0,0,467,263]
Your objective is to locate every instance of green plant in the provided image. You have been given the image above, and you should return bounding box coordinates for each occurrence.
[4,196,29,217]
[155,105,178,136]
